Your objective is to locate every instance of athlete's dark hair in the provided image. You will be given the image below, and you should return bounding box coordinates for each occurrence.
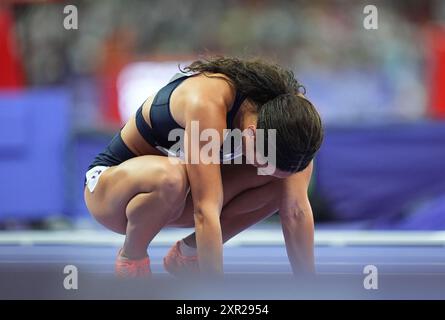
[183,56,323,173]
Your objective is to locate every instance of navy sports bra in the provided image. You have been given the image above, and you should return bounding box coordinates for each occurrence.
[135,73,246,160]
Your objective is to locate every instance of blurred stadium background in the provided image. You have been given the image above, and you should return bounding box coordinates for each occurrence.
[1,0,445,232]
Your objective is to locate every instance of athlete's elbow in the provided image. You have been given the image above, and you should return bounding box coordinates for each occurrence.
[193,204,221,225]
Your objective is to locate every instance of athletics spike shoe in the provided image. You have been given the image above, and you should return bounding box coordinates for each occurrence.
[163,241,199,276]
[115,248,151,278]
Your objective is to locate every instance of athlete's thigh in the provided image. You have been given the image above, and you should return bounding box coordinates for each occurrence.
[84,155,188,233]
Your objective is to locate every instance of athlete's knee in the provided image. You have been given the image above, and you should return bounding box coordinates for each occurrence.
[125,192,153,219]
[153,163,189,205]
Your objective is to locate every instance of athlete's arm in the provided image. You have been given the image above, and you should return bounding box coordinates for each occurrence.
[279,161,315,275]
[183,96,227,276]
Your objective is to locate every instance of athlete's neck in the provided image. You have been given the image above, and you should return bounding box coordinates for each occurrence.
[233,99,258,132]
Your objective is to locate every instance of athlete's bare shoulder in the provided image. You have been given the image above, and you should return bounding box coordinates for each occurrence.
[178,72,236,110]
[168,72,237,128]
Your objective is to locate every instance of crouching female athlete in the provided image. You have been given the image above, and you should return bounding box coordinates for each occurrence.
[84,57,323,277]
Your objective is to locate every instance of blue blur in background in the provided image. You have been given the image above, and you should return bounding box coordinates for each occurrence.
[0,89,70,220]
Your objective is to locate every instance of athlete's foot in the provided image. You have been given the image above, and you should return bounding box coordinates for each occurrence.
[163,241,199,276]
[115,248,152,278]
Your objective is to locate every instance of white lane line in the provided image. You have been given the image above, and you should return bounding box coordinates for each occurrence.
[1,230,445,246]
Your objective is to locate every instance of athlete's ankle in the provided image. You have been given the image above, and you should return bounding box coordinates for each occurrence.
[119,247,148,261]
[179,239,197,257]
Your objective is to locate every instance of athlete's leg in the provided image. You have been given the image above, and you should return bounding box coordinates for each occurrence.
[184,178,280,247]
[84,156,189,260]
